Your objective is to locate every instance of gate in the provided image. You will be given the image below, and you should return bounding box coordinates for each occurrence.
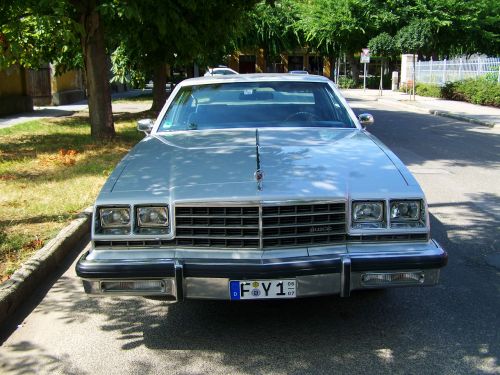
[26,66,52,105]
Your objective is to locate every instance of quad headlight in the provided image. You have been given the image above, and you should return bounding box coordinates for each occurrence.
[96,205,170,235]
[390,200,426,228]
[98,207,131,234]
[136,206,169,234]
[352,201,385,229]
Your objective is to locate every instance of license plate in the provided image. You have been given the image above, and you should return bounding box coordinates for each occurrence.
[229,279,296,300]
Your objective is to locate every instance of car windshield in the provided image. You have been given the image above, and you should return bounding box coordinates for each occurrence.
[214,69,236,75]
[158,81,356,132]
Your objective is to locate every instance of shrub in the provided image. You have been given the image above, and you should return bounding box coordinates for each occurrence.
[337,76,358,89]
[415,83,441,97]
[442,78,500,107]
[365,74,392,89]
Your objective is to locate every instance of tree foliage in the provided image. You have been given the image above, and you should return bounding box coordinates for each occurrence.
[396,19,433,54]
[0,1,82,73]
[109,0,258,110]
[235,0,302,62]
[368,32,397,59]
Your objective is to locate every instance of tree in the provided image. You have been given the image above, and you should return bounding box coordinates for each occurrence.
[295,0,385,82]
[234,0,303,72]
[396,19,433,99]
[110,0,258,111]
[1,0,116,139]
[0,2,82,73]
[368,32,397,94]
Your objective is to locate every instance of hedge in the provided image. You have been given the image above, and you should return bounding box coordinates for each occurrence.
[441,78,500,107]
[399,77,499,108]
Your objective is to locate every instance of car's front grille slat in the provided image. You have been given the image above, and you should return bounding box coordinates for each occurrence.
[172,202,347,249]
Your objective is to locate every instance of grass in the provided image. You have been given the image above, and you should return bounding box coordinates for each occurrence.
[0,111,151,280]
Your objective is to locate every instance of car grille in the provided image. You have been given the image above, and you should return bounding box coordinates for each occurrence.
[174,202,346,249]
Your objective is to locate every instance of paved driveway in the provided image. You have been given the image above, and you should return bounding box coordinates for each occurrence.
[0,99,498,375]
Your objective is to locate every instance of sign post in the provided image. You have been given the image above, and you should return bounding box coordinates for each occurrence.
[360,48,370,92]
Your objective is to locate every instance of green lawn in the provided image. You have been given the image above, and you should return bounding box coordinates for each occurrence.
[0,112,150,280]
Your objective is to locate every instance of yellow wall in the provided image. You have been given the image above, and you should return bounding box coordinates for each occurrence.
[0,65,25,96]
[323,57,331,77]
[256,49,265,73]
[51,69,82,93]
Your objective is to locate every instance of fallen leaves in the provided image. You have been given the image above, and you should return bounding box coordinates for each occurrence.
[0,174,17,181]
[23,237,44,252]
[37,148,79,167]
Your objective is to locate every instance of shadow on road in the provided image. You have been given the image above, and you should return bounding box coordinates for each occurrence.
[1,105,498,374]
[2,207,496,374]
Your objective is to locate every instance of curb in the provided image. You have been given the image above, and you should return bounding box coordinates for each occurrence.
[427,110,497,128]
[0,208,92,326]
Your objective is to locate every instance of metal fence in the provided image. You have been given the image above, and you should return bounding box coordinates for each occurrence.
[409,57,500,85]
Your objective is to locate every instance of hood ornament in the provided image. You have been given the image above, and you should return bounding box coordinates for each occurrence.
[255,129,263,191]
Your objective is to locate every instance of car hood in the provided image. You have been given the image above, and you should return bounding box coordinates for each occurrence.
[102,128,418,202]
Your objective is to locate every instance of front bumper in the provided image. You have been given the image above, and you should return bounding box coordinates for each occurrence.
[76,240,447,301]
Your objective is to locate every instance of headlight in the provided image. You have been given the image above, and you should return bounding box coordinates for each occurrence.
[352,201,385,229]
[98,207,131,234]
[390,200,426,228]
[136,206,169,234]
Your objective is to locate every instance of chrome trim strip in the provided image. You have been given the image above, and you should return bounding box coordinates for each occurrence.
[174,200,345,207]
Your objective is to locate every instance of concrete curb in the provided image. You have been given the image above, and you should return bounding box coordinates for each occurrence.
[0,208,92,325]
[427,110,497,128]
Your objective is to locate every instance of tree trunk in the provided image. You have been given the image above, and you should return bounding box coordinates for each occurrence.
[81,5,115,139]
[346,52,360,83]
[151,63,167,112]
[329,55,335,81]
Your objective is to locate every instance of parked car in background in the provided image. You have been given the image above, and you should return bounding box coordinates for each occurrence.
[204,66,238,76]
[76,74,447,302]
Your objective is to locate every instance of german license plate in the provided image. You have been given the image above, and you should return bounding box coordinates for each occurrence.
[229,279,296,300]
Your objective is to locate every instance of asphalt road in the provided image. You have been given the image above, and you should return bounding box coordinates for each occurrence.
[1,99,499,375]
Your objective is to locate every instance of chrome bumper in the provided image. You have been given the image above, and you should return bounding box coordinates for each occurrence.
[76,240,447,301]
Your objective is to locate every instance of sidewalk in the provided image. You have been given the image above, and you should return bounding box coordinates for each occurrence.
[341,89,500,128]
[0,89,152,129]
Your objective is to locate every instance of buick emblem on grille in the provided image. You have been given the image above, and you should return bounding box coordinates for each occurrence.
[310,226,332,233]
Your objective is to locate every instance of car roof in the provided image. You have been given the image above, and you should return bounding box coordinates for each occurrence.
[179,73,331,87]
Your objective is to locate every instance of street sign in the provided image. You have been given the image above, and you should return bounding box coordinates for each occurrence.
[360,48,370,63]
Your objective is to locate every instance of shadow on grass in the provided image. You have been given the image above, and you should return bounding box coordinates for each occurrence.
[0,111,153,167]
[0,213,74,228]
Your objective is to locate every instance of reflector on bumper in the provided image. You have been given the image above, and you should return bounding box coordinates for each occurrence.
[361,271,425,285]
[83,278,176,298]
[102,280,165,293]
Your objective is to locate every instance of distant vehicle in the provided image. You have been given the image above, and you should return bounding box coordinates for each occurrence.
[289,70,309,75]
[204,67,238,76]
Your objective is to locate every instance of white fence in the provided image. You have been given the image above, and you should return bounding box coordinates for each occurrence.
[408,57,500,85]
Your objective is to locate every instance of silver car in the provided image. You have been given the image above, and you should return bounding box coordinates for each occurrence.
[76,74,447,302]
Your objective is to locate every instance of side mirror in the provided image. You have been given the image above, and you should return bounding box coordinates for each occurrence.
[358,113,374,127]
[137,119,154,134]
